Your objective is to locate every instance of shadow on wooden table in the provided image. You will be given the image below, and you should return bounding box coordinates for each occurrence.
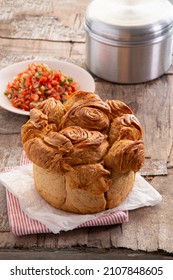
[0,247,173,260]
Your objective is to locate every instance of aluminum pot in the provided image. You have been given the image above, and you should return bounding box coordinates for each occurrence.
[84,0,173,84]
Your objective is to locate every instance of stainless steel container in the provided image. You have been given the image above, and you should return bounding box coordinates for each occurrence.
[85,0,173,84]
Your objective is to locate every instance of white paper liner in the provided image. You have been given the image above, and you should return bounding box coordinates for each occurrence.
[0,164,162,234]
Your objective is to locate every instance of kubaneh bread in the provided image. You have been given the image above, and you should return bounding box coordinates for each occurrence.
[21,91,144,214]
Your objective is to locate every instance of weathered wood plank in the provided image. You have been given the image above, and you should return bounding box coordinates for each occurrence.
[140,160,168,176]
[87,226,114,248]
[96,75,173,161]
[0,248,172,260]
[0,232,38,249]
[0,40,72,64]
[0,40,86,75]
[0,0,91,42]
[0,183,9,232]
[0,148,23,232]
[0,147,24,232]
[0,109,28,134]
[0,147,23,171]
[111,169,173,254]
[0,0,173,255]
[57,228,88,248]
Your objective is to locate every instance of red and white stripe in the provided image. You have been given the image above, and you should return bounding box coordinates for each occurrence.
[5,151,129,236]
[20,150,31,165]
[6,190,51,235]
[79,211,128,228]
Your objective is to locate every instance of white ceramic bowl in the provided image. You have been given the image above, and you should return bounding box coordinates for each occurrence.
[0,59,95,115]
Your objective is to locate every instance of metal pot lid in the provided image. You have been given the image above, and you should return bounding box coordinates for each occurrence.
[85,0,173,42]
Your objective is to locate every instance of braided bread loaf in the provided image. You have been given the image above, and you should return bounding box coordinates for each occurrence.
[21,91,144,214]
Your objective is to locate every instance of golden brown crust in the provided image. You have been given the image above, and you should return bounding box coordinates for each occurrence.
[33,164,66,208]
[106,99,133,119]
[60,91,111,133]
[33,162,110,214]
[61,187,106,214]
[61,163,111,214]
[22,124,109,173]
[21,91,145,214]
[35,98,65,129]
[108,114,143,145]
[65,163,111,195]
[65,91,111,114]
[104,139,145,173]
[106,171,135,208]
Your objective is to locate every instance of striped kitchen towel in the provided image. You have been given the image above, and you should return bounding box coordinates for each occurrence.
[5,151,129,236]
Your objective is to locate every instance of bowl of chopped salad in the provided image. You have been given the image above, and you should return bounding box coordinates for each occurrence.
[0,59,95,115]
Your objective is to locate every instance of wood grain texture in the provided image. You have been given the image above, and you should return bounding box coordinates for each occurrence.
[0,0,173,256]
[0,183,9,232]
[0,0,91,42]
[96,75,173,161]
[0,248,172,260]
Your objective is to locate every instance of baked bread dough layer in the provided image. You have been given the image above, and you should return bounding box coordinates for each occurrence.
[22,91,144,213]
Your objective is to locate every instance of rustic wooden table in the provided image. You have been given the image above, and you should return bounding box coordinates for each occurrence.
[0,0,173,260]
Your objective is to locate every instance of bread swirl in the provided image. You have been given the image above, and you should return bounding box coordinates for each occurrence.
[21,91,144,214]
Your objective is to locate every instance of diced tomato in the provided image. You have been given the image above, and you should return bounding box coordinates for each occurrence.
[26,80,31,87]
[30,94,39,102]
[24,94,30,100]
[4,63,79,111]
[51,80,58,86]
[40,76,47,83]
[51,93,60,100]
[24,100,30,105]
[20,90,27,95]
[20,103,30,111]
[12,99,21,108]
